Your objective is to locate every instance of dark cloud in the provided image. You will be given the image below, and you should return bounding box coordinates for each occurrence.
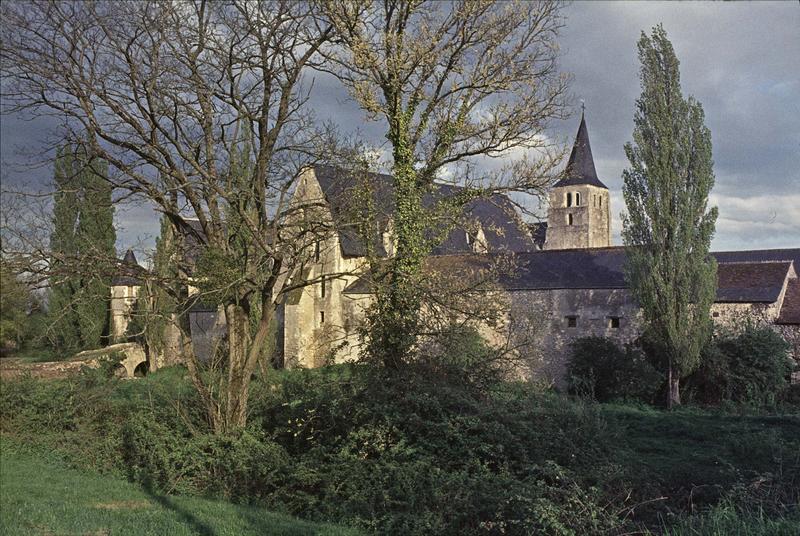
[554,1,800,249]
[2,1,797,254]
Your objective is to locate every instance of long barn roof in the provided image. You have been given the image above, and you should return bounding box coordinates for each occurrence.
[344,247,800,309]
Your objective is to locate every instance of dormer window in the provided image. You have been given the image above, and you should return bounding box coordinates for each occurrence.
[566,192,572,207]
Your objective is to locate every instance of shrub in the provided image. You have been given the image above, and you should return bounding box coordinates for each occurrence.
[567,337,662,403]
[252,365,624,534]
[121,412,291,500]
[687,326,793,405]
[662,497,800,536]
[0,374,79,433]
[411,324,513,392]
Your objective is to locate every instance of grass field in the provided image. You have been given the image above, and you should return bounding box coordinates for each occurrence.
[0,445,359,536]
[2,367,798,534]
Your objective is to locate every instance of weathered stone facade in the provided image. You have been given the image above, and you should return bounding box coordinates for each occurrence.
[276,117,800,381]
[507,288,639,387]
[110,283,139,341]
[544,184,610,250]
[110,249,143,342]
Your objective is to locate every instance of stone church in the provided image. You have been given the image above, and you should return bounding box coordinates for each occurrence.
[112,115,800,384]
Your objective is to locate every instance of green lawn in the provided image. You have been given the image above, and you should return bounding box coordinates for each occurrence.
[0,446,359,536]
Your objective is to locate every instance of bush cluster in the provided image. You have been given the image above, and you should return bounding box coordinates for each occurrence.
[686,326,794,406]
[3,325,798,534]
[2,363,625,535]
[567,326,795,407]
[566,336,661,403]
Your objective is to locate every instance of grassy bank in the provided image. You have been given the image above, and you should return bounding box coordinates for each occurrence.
[0,444,358,536]
[1,365,798,534]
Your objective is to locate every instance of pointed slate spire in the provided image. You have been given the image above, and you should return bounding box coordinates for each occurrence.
[112,249,142,286]
[122,248,138,266]
[554,112,608,189]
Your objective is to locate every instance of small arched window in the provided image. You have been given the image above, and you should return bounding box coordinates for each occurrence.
[567,213,573,226]
[599,197,602,208]
[575,192,581,206]
[566,192,572,207]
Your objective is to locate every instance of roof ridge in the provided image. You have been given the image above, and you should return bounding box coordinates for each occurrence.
[717,260,793,265]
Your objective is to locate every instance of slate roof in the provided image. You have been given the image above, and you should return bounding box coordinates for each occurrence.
[777,277,800,325]
[528,222,548,250]
[343,246,800,314]
[712,248,800,267]
[180,219,210,266]
[716,261,793,303]
[313,165,534,258]
[553,114,608,189]
[112,249,144,286]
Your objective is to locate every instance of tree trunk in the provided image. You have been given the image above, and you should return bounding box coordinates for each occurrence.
[179,308,222,432]
[221,299,276,433]
[224,303,250,434]
[667,363,681,409]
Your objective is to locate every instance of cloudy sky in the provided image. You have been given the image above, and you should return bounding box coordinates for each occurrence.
[1,1,798,255]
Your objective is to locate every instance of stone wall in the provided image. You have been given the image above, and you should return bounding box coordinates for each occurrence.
[507,288,640,388]
[505,290,798,388]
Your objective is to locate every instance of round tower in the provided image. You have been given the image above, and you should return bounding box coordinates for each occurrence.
[544,113,610,250]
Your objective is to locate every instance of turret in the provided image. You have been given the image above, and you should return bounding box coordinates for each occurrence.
[110,249,142,341]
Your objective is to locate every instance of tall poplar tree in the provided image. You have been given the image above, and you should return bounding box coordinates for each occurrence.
[622,25,718,408]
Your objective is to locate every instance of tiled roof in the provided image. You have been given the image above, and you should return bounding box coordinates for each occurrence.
[777,278,800,325]
[712,248,800,267]
[343,247,800,306]
[313,165,534,258]
[716,261,793,303]
[179,219,210,267]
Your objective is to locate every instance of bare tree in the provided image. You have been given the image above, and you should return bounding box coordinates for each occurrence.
[318,0,570,367]
[1,0,341,433]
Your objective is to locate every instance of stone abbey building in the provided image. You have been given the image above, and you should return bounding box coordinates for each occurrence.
[112,116,800,384]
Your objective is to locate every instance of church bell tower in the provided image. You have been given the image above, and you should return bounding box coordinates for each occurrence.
[544,113,610,250]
